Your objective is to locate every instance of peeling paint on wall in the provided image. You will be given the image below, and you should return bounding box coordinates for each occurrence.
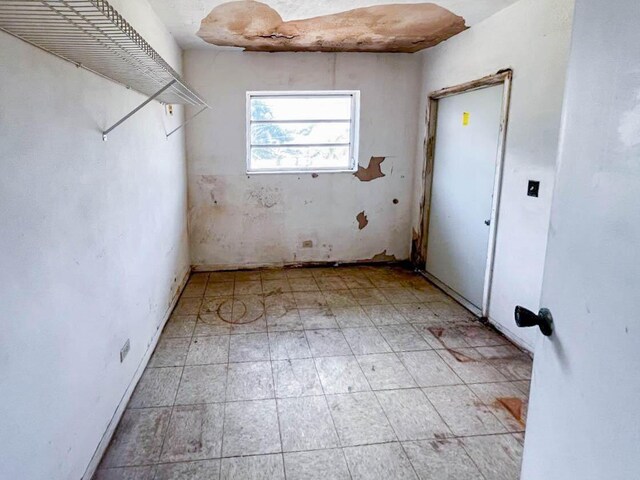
[356,211,368,230]
[186,51,418,268]
[354,156,386,182]
[369,250,397,262]
[197,1,467,53]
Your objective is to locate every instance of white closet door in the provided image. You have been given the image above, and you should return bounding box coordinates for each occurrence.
[426,84,504,309]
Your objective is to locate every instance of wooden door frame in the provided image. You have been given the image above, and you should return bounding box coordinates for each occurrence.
[413,69,513,318]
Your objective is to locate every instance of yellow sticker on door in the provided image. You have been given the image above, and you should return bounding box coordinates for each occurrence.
[462,111,470,126]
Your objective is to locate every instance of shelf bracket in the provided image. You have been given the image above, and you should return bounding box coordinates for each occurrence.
[166,106,209,139]
[102,80,177,141]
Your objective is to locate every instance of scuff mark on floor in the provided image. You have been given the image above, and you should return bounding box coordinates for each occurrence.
[356,211,368,230]
[429,327,444,338]
[354,156,386,182]
[447,348,476,363]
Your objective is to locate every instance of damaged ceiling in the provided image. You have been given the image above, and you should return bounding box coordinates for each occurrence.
[147,0,521,50]
[197,2,466,53]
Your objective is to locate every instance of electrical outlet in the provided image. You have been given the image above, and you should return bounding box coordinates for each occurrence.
[528,180,540,197]
[120,339,130,363]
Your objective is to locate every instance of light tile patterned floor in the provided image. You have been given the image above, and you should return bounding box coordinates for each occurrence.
[95,265,532,480]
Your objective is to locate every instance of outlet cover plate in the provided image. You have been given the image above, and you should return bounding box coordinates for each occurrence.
[120,339,130,362]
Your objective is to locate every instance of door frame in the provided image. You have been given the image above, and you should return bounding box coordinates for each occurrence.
[414,69,513,318]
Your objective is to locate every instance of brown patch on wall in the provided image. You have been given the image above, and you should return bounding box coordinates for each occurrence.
[356,211,368,230]
[369,250,397,262]
[496,397,525,424]
[354,156,386,182]
[198,1,467,53]
[411,96,439,269]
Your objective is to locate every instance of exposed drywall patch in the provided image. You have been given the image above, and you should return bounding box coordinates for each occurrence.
[197,1,467,53]
[369,250,397,262]
[354,156,386,182]
[356,211,368,230]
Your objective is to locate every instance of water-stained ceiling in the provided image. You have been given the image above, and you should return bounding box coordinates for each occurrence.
[147,0,520,51]
[198,2,467,52]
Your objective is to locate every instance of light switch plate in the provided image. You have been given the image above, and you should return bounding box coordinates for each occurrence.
[120,339,130,362]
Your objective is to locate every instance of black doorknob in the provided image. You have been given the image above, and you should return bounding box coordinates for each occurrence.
[514,306,554,336]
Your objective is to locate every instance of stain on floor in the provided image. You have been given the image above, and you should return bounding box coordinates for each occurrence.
[95,265,530,479]
[497,397,525,424]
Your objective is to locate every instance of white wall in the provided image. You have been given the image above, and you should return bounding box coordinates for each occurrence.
[184,51,421,269]
[0,1,189,479]
[523,0,640,477]
[413,0,575,350]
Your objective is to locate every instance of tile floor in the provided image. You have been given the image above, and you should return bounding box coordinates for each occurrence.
[95,265,532,480]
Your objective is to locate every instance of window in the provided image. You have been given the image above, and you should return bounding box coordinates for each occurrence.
[246,91,360,173]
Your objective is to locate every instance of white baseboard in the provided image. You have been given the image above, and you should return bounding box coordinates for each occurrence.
[81,268,190,480]
[191,259,406,272]
[485,319,534,354]
[419,270,482,317]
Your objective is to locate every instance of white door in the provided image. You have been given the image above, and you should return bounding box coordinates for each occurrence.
[426,84,504,309]
[521,1,640,478]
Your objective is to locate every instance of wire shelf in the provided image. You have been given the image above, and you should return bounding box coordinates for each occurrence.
[0,0,208,107]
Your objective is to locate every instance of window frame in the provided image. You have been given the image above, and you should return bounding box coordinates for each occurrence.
[245,90,360,174]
